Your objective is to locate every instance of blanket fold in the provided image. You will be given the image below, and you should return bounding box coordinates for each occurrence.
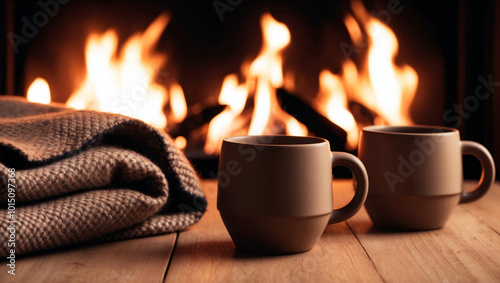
[1,96,206,256]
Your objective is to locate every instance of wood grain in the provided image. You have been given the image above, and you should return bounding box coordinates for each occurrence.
[2,180,499,282]
[461,182,500,233]
[0,233,176,283]
[341,180,500,282]
[165,179,382,283]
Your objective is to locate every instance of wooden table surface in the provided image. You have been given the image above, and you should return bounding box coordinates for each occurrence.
[2,180,500,282]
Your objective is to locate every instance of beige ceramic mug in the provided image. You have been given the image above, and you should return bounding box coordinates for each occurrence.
[217,135,369,254]
[359,125,496,230]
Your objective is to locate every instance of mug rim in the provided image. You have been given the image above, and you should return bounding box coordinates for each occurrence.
[223,135,328,147]
[362,125,458,136]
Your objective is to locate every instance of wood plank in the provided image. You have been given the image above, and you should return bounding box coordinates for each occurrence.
[343,180,500,282]
[461,182,500,233]
[2,180,498,282]
[165,179,382,283]
[0,233,177,283]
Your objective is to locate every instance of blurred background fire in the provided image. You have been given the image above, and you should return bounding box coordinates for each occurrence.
[2,0,499,178]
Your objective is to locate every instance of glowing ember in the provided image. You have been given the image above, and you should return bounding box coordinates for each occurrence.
[174,136,187,151]
[27,77,51,104]
[66,14,171,129]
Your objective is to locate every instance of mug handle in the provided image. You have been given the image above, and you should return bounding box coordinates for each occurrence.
[328,152,369,224]
[459,141,496,204]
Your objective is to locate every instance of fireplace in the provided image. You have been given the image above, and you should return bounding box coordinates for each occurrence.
[1,0,499,179]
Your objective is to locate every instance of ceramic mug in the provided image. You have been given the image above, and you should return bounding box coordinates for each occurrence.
[217,135,369,254]
[358,125,496,230]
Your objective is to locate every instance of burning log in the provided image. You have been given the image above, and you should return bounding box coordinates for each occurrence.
[277,88,348,151]
[348,101,380,126]
[169,99,225,139]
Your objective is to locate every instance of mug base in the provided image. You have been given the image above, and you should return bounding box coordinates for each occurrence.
[219,213,330,255]
[365,193,461,231]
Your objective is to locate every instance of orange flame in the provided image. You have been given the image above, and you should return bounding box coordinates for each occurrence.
[169,83,188,124]
[346,0,417,125]
[66,14,171,129]
[204,74,249,154]
[27,77,51,104]
[316,70,358,150]
[26,2,418,154]
[204,13,307,154]
[247,13,291,134]
[315,0,418,147]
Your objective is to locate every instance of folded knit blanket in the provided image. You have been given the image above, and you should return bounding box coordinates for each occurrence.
[0,96,206,256]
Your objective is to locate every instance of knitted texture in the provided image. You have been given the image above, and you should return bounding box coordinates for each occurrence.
[0,96,207,256]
